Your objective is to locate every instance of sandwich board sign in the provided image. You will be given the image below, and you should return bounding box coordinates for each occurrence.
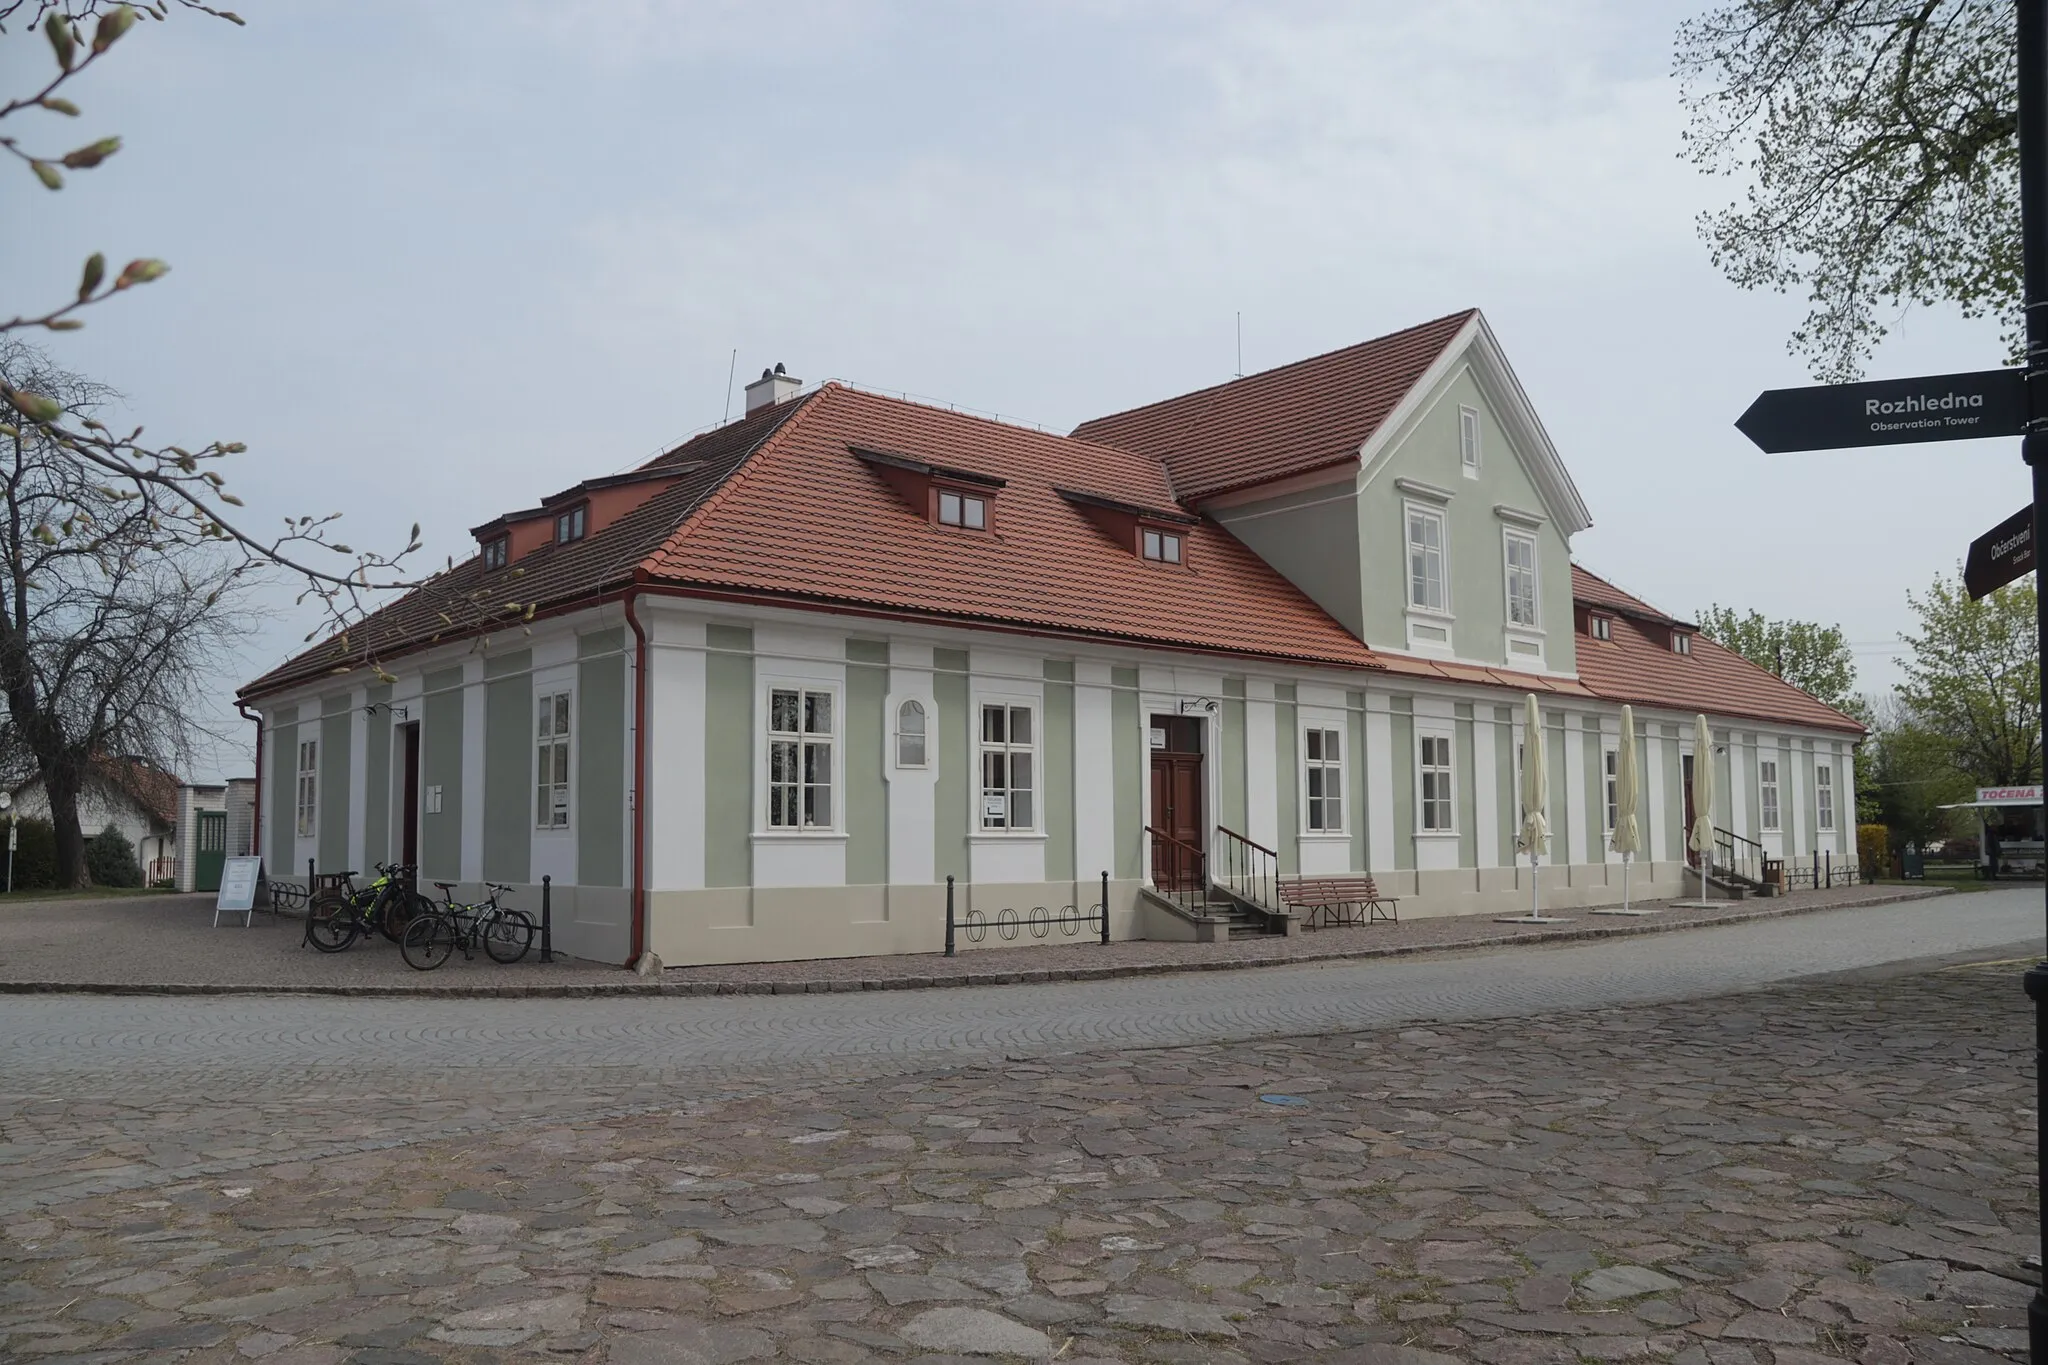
[214,856,262,928]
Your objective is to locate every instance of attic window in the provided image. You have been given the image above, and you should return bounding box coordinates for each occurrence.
[1141,528,1183,563]
[937,490,988,530]
[555,504,587,545]
[1589,614,1611,642]
[1671,630,1691,655]
[482,536,508,571]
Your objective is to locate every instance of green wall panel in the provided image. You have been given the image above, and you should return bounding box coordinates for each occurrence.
[935,650,971,882]
[1274,686,1298,875]
[1583,719,1605,857]
[704,624,754,888]
[1455,706,1477,868]
[1043,660,1075,882]
[420,667,465,882]
[1495,707,1516,865]
[268,705,298,874]
[1390,699,1414,871]
[845,639,890,886]
[1546,715,1569,863]
[1662,733,1684,857]
[363,685,391,869]
[1110,665,1141,880]
[318,699,350,874]
[1221,678,1247,838]
[577,649,626,887]
[1348,691,1368,873]
[482,650,532,884]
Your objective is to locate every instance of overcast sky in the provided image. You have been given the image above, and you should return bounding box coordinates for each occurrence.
[4,0,2012,781]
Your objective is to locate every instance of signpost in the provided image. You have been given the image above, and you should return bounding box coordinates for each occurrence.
[1733,6,2048,1352]
[1967,505,2037,600]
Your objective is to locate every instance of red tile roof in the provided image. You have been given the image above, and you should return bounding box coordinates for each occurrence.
[1570,565,1864,734]
[1072,310,1475,501]
[640,385,1386,670]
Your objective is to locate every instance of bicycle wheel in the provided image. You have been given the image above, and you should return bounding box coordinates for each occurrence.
[306,894,359,953]
[400,913,456,971]
[482,909,535,964]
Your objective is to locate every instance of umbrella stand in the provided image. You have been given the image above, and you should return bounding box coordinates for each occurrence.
[1593,850,1660,915]
[1496,846,1575,923]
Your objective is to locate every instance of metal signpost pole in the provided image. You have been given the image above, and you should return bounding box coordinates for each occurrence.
[2020,5,2048,1362]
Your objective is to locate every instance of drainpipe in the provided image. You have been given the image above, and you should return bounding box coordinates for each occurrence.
[623,589,649,970]
[237,701,261,865]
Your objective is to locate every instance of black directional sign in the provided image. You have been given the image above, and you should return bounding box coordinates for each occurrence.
[1735,368,2026,454]
[1965,504,2037,600]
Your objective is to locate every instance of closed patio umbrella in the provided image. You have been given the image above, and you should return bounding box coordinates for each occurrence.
[1594,704,1652,915]
[1688,713,1722,903]
[1499,693,1569,922]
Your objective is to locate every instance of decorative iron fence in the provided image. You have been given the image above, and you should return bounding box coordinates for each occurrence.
[944,871,1110,957]
[1783,851,1858,890]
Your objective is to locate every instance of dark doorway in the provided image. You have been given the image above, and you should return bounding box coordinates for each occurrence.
[400,721,421,867]
[1681,753,1697,867]
[1148,715,1205,890]
[194,809,227,891]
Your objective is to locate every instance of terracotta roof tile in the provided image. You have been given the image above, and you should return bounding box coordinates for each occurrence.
[1072,310,1475,501]
[640,385,1386,670]
[1570,565,1863,734]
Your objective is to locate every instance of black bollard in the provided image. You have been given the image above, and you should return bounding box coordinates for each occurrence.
[1100,869,1110,945]
[540,874,554,963]
[944,875,955,958]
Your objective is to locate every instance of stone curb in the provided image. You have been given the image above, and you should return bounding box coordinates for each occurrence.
[0,886,1952,1000]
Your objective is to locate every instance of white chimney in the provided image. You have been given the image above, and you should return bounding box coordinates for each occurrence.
[743,362,802,415]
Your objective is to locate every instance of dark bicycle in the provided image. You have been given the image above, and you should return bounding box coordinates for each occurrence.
[400,881,535,970]
[307,863,427,953]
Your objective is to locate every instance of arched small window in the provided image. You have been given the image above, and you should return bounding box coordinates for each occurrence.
[896,699,927,769]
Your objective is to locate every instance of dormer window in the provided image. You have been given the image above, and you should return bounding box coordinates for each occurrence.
[1589,614,1611,641]
[937,490,987,530]
[555,504,587,544]
[1141,528,1183,563]
[481,536,509,571]
[1671,630,1691,655]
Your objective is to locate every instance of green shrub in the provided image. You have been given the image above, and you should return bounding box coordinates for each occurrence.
[1857,823,1888,877]
[83,824,142,888]
[6,816,58,891]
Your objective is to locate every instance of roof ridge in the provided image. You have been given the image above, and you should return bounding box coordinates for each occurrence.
[1077,308,1477,432]
[638,386,835,576]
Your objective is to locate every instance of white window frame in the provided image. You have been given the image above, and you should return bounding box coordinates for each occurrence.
[1302,724,1345,835]
[937,489,988,530]
[295,737,317,839]
[977,700,1038,833]
[1405,500,1449,616]
[536,688,573,831]
[1503,528,1539,630]
[1458,405,1482,478]
[760,680,842,834]
[895,698,928,770]
[1672,631,1692,655]
[1141,528,1183,563]
[1417,728,1456,834]
[1589,614,1612,641]
[1816,762,1835,831]
[1759,758,1781,832]
[1604,747,1619,833]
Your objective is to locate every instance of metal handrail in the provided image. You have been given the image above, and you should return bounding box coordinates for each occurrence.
[1144,824,1208,917]
[1213,824,1279,914]
[1713,825,1767,888]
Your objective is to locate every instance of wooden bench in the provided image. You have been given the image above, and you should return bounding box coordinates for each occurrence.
[1278,876,1399,929]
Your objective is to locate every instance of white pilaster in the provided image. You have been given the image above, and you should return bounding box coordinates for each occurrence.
[647,615,707,891]
[1073,661,1115,880]
[1644,732,1666,864]
[1364,692,1394,873]
[1246,680,1279,852]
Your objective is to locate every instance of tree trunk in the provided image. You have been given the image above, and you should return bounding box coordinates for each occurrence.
[45,768,87,890]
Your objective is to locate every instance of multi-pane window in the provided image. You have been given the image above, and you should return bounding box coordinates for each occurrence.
[1590,614,1612,641]
[896,699,927,769]
[979,704,1034,830]
[482,536,508,570]
[1305,728,1343,832]
[295,738,317,838]
[768,688,834,829]
[1759,759,1781,831]
[1459,406,1481,474]
[1419,733,1454,832]
[1141,528,1183,563]
[1604,749,1618,832]
[555,504,587,544]
[937,490,987,530]
[1671,631,1692,655]
[536,690,571,829]
[1407,506,1447,613]
[1816,764,1835,830]
[1504,530,1538,628]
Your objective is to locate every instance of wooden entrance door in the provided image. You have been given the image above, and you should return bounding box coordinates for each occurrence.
[400,722,421,867]
[1149,716,1205,890]
[1681,753,1698,866]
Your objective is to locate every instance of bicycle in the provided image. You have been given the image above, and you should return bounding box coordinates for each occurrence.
[400,881,534,971]
[307,863,428,953]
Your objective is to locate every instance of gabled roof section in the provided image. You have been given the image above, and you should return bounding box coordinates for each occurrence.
[469,464,700,538]
[1073,311,1475,502]
[640,384,1385,671]
[1570,565,1864,735]
[240,394,817,699]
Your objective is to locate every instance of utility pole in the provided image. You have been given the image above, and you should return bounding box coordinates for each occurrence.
[2019,1,2048,1359]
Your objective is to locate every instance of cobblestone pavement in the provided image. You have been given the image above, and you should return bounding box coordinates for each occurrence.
[0,885,1951,996]
[2,947,2040,1363]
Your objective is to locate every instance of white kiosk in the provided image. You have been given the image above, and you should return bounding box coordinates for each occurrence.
[1938,785,2046,877]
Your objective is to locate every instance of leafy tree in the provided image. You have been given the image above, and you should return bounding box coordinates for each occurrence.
[82,820,138,886]
[1677,1,2016,379]
[1897,570,2039,787]
[1696,604,1867,720]
[1858,696,1972,847]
